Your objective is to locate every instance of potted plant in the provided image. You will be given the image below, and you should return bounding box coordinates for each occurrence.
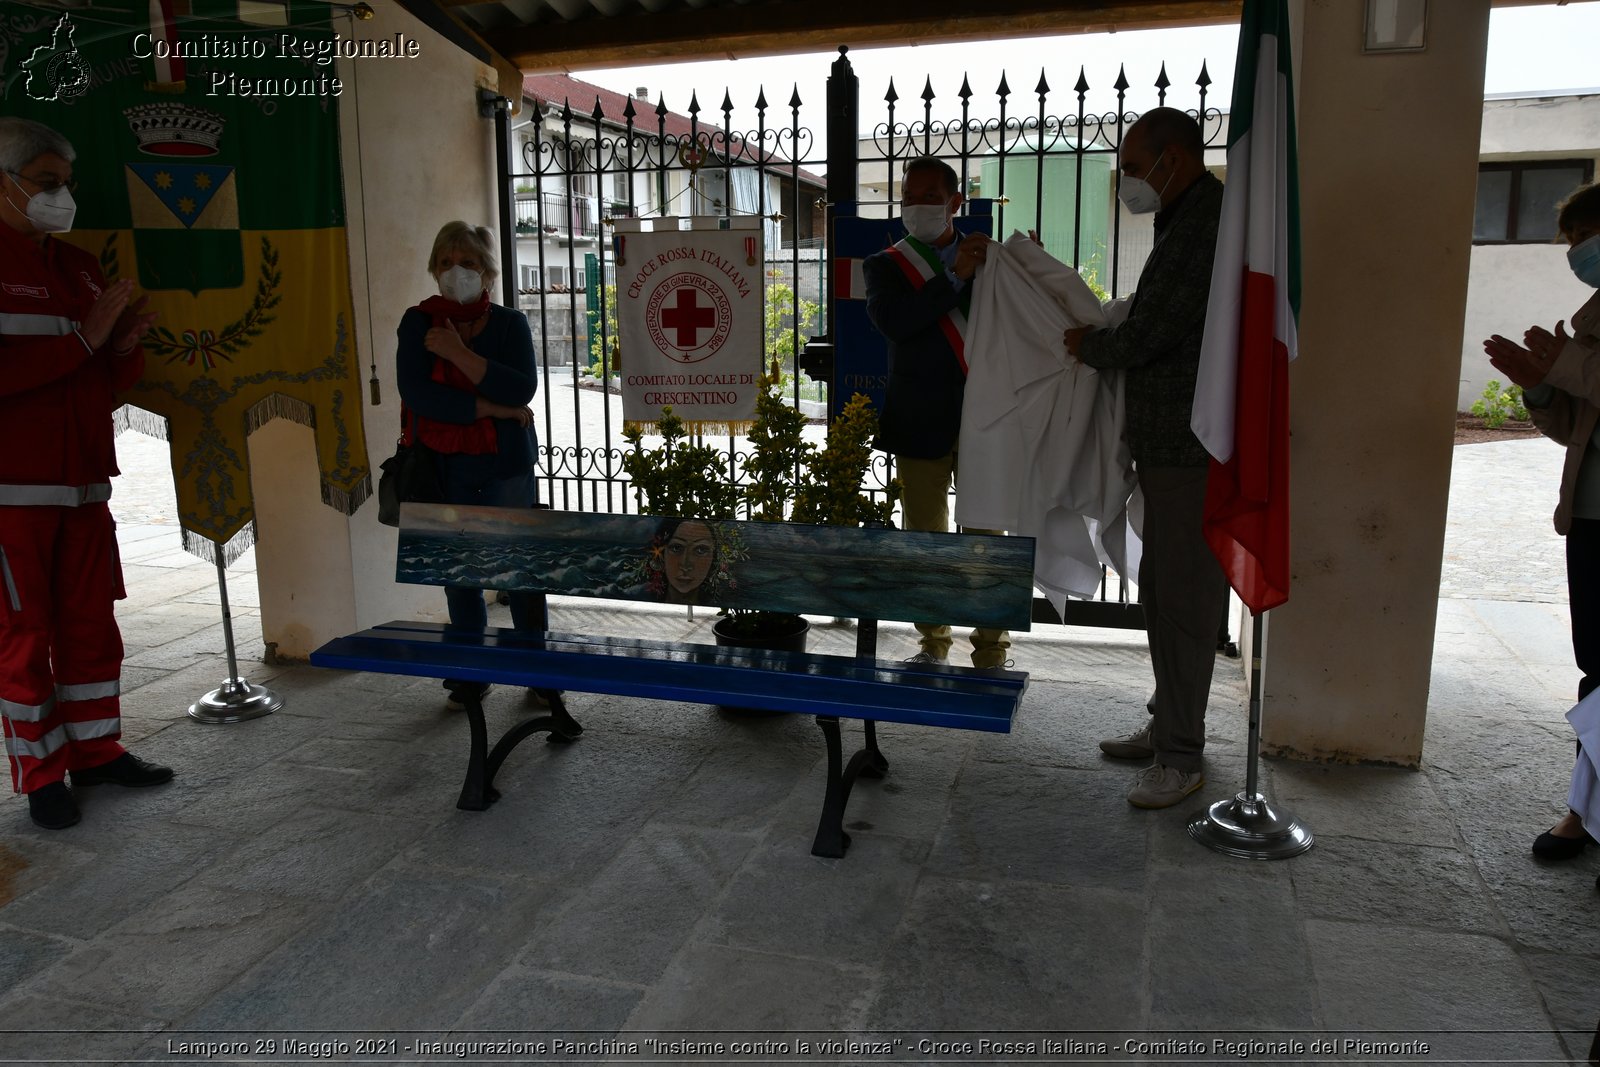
[620,406,740,522]
[711,361,816,650]
[622,363,899,653]
[715,373,901,650]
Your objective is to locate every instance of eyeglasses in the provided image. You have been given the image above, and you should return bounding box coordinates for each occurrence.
[6,171,77,195]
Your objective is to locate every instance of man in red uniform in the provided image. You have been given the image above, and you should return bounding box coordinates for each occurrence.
[0,117,172,830]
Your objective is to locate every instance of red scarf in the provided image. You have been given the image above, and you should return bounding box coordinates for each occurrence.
[404,293,498,455]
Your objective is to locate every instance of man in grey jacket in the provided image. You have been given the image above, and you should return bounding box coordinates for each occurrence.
[1064,107,1227,810]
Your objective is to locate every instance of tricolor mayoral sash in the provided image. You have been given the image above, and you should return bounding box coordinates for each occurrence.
[882,234,971,375]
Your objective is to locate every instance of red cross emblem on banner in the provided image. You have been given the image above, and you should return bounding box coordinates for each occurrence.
[660,286,716,347]
[645,272,734,363]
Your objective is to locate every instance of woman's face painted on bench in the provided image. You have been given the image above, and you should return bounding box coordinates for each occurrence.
[665,521,716,600]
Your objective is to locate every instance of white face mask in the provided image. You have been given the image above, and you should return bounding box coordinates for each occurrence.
[6,177,76,233]
[1570,234,1600,289]
[436,264,484,303]
[901,202,952,244]
[1117,156,1174,215]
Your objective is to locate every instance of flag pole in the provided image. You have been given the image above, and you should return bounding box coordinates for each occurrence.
[1187,609,1313,858]
[187,545,281,724]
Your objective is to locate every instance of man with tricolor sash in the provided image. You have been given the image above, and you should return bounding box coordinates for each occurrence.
[863,156,1010,669]
[1063,109,1228,810]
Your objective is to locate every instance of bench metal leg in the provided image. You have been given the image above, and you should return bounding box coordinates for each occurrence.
[860,720,889,779]
[812,716,890,858]
[458,689,584,813]
[457,692,494,811]
[484,690,582,781]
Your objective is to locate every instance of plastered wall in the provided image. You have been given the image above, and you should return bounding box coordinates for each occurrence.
[250,2,503,658]
[1260,0,1492,765]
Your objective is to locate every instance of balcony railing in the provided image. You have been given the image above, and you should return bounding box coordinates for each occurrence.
[514,191,597,239]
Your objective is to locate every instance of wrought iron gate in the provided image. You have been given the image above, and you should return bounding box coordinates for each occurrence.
[491,48,1221,628]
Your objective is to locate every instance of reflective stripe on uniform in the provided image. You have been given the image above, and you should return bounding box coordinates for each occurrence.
[64,717,120,741]
[0,545,18,611]
[0,312,75,336]
[0,694,54,723]
[57,680,120,703]
[0,483,113,507]
[4,725,66,759]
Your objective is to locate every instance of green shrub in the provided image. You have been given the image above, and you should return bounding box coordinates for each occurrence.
[1470,379,1529,429]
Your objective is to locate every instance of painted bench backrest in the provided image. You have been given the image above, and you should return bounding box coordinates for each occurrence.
[397,503,1035,631]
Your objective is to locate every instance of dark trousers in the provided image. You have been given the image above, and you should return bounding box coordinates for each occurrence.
[439,461,547,634]
[1138,465,1231,773]
[1567,520,1600,782]
[1569,519,1600,703]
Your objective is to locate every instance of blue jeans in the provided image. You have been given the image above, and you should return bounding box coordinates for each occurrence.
[438,459,547,635]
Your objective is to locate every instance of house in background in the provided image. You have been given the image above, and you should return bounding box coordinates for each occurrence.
[1461,89,1599,411]
[514,74,828,366]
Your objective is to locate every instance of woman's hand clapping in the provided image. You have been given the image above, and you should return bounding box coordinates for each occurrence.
[1485,319,1570,390]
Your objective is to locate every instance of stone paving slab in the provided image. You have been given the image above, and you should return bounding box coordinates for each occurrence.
[520,825,760,986]
[0,818,235,941]
[28,884,321,1020]
[1305,921,1570,1063]
[1146,860,1316,1030]
[177,865,568,1032]
[864,876,1147,1032]
[0,992,167,1063]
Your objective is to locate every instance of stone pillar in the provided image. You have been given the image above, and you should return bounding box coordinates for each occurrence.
[1260,0,1491,766]
[250,2,506,659]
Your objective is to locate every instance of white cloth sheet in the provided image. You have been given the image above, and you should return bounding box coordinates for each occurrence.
[1568,690,1600,837]
[956,233,1142,613]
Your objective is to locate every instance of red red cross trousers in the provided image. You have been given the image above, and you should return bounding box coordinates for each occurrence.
[660,286,716,348]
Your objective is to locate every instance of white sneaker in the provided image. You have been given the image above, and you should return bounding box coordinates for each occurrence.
[1099,721,1155,760]
[1126,763,1204,809]
[904,651,948,665]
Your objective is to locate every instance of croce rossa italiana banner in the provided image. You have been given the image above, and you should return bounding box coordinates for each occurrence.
[614,217,763,433]
[0,0,405,561]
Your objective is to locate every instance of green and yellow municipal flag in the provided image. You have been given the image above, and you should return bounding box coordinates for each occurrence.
[1,0,370,562]
[1192,0,1299,614]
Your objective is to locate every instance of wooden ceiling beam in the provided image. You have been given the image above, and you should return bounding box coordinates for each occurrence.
[474,0,1241,72]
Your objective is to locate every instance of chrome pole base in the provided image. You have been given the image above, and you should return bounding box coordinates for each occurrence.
[188,677,281,724]
[1187,790,1314,860]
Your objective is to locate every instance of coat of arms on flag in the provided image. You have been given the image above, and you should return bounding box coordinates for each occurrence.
[2,0,370,563]
[614,217,763,433]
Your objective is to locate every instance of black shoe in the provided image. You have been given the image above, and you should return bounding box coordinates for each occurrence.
[1532,827,1593,860]
[28,782,80,829]
[70,752,174,788]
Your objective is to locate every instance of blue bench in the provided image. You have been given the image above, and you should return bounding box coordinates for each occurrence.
[311,505,1035,858]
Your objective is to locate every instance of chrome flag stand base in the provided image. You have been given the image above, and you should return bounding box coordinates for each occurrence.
[189,677,281,724]
[189,547,281,724]
[1188,612,1313,860]
[1188,789,1313,859]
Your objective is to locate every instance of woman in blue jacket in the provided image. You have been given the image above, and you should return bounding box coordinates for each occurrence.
[397,221,542,709]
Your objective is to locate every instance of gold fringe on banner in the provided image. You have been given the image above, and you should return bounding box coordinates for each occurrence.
[322,474,372,516]
[181,523,257,567]
[245,392,317,434]
[624,420,755,438]
[113,404,172,441]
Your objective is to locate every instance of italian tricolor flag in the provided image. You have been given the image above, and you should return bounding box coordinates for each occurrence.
[1191,0,1300,615]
